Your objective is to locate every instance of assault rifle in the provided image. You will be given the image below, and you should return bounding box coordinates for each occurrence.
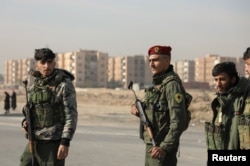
[128,81,156,147]
[23,80,35,166]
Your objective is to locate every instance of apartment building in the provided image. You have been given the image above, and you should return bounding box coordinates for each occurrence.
[19,58,36,86]
[108,55,151,89]
[4,49,109,88]
[3,50,245,90]
[194,57,206,83]
[174,60,195,82]
[57,49,108,88]
[4,58,35,86]
[5,58,36,87]
[108,56,124,87]
[4,60,19,86]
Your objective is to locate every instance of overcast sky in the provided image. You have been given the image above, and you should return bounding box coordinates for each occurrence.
[0,0,249,74]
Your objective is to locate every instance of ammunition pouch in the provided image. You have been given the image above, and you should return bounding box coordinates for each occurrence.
[205,122,224,150]
[238,114,250,150]
[34,103,54,128]
[34,123,64,141]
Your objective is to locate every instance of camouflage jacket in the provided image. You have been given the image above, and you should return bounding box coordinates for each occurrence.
[142,66,187,153]
[210,77,250,149]
[23,68,78,146]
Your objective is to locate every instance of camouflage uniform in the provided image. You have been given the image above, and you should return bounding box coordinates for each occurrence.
[20,68,78,166]
[205,77,250,150]
[142,65,188,166]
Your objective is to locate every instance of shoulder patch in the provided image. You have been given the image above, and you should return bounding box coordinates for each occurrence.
[174,93,183,103]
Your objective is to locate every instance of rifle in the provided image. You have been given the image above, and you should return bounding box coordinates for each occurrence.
[128,81,156,147]
[23,80,35,166]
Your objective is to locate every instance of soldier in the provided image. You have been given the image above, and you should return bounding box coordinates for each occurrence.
[205,62,250,150]
[131,45,191,166]
[20,48,78,166]
[243,47,250,78]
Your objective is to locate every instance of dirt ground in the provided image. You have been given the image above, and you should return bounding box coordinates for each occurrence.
[0,88,216,126]
[74,88,215,126]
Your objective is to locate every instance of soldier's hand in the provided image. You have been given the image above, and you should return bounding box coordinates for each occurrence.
[131,104,140,117]
[21,121,28,134]
[149,146,166,159]
[57,145,69,160]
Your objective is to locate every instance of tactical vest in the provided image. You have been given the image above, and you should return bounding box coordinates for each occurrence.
[205,83,250,150]
[142,73,192,144]
[238,98,250,150]
[29,79,65,129]
[143,86,164,144]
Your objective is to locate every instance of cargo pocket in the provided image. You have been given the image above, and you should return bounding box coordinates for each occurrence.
[214,125,223,150]
[205,122,224,150]
[243,125,250,149]
[238,124,245,149]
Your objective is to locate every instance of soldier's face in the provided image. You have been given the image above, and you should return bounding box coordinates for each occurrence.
[148,54,170,76]
[36,59,56,77]
[244,58,250,78]
[213,72,236,93]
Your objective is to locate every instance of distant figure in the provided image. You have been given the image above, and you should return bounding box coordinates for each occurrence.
[11,90,17,110]
[4,91,10,114]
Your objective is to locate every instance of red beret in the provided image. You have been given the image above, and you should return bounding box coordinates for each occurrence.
[148,45,172,56]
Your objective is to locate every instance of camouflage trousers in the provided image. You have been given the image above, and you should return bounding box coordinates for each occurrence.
[20,141,65,166]
[145,144,177,166]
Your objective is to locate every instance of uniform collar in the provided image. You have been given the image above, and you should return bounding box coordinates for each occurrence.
[152,65,173,85]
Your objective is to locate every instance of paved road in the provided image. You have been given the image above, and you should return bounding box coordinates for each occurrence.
[0,114,207,166]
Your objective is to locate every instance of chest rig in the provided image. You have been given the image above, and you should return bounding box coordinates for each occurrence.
[144,86,166,125]
[143,79,171,142]
[29,73,65,129]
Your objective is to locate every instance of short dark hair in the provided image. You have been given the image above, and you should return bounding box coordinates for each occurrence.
[34,48,56,61]
[243,47,250,60]
[212,62,238,78]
